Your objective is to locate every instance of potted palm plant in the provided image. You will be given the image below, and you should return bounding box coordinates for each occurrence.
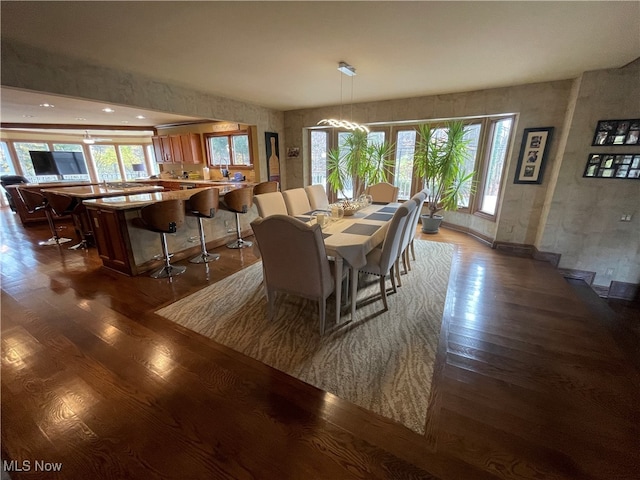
[413,120,475,233]
[326,130,395,212]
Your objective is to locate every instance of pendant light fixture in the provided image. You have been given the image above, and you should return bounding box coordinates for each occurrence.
[318,61,370,133]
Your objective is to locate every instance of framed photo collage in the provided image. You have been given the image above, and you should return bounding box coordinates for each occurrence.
[584,118,640,180]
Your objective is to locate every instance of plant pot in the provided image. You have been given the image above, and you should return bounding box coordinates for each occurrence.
[421,214,443,234]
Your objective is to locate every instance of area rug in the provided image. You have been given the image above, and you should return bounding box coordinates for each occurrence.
[156,240,454,434]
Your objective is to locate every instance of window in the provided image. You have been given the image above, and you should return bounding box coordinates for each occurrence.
[13,142,56,182]
[478,117,513,215]
[90,145,120,181]
[205,131,252,167]
[310,113,514,220]
[0,142,15,176]
[119,145,148,180]
[394,130,417,199]
[310,130,328,186]
[52,143,90,181]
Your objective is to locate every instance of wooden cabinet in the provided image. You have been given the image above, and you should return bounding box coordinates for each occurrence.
[87,207,132,274]
[152,133,203,164]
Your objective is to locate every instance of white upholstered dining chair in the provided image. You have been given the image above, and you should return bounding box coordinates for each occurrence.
[282,188,312,216]
[254,191,288,218]
[364,182,399,204]
[250,214,342,334]
[395,192,424,286]
[359,201,411,311]
[304,184,330,210]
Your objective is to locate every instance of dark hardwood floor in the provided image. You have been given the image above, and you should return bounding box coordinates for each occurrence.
[1,207,638,479]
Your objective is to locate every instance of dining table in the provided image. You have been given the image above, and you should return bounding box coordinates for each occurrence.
[294,202,401,326]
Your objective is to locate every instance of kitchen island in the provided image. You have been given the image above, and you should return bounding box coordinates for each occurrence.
[83,185,257,276]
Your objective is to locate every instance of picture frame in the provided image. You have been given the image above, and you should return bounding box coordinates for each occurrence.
[591,118,640,146]
[513,127,554,184]
[583,153,640,179]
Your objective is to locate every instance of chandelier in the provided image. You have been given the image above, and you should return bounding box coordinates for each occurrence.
[318,62,370,133]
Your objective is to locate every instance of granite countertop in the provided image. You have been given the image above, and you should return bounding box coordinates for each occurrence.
[41,184,164,198]
[82,184,252,210]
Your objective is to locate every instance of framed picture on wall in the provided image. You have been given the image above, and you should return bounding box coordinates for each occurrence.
[513,127,554,184]
[592,118,640,146]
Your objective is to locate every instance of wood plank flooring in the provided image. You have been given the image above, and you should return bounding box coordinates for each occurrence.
[1,207,638,479]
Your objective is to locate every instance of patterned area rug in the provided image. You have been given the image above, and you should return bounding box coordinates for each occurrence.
[156,240,454,434]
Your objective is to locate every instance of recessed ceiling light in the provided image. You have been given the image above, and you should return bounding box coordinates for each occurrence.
[102,107,115,113]
[121,121,130,124]
[76,117,87,121]
[22,114,35,118]
[39,103,55,108]
[135,115,146,119]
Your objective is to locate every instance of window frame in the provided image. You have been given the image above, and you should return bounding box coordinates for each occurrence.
[204,130,253,169]
[308,113,516,221]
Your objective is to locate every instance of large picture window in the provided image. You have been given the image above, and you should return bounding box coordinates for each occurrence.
[309,113,514,219]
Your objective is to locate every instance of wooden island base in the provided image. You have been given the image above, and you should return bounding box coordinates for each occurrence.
[84,186,257,276]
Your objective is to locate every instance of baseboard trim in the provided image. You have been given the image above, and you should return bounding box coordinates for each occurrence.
[557,268,596,285]
[440,222,492,247]
[443,224,639,301]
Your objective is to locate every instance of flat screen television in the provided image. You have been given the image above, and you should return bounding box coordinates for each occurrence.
[29,151,89,176]
[52,152,88,175]
[29,151,59,176]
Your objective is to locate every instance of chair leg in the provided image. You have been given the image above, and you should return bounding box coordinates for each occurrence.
[410,239,416,261]
[390,265,397,294]
[39,210,72,246]
[379,275,388,311]
[319,298,326,335]
[150,233,186,278]
[226,212,253,249]
[190,218,220,263]
[405,248,411,272]
[395,258,402,287]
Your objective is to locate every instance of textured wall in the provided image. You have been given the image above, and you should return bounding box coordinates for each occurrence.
[538,60,640,286]
[283,81,572,243]
[1,40,284,184]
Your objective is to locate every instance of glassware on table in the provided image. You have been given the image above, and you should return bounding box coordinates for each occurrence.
[330,204,344,222]
[310,210,331,227]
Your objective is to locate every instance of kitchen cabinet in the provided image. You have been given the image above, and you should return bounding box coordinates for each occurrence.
[152,133,203,164]
[87,207,133,274]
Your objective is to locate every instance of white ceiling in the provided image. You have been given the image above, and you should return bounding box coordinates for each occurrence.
[1,1,639,131]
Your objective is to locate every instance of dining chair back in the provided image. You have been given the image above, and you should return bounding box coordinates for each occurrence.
[365,182,399,204]
[253,181,279,195]
[186,188,220,263]
[138,199,186,278]
[254,191,288,218]
[395,193,424,286]
[282,187,312,216]
[250,214,335,334]
[18,188,73,246]
[360,201,411,310]
[304,184,329,210]
[223,187,253,248]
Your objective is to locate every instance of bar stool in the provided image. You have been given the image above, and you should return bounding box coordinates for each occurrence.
[224,187,253,249]
[186,188,220,264]
[18,188,72,246]
[42,191,87,250]
[253,181,279,195]
[139,199,186,278]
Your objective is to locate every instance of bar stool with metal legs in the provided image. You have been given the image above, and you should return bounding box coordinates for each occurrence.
[186,188,220,264]
[18,188,73,246]
[224,187,253,249]
[138,199,186,278]
[42,191,88,250]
